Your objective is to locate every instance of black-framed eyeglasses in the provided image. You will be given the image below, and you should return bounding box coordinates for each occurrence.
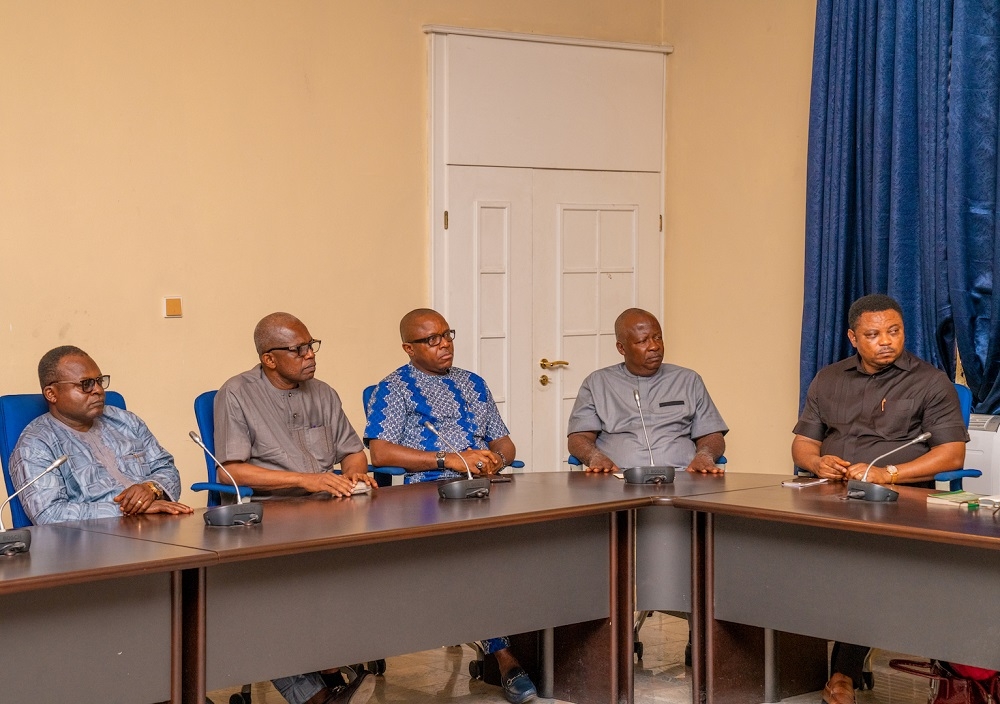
[47,375,111,393]
[265,340,322,357]
[407,330,456,347]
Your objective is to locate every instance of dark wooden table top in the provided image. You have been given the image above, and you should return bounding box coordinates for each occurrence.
[0,472,790,583]
[65,471,791,562]
[672,481,1000,550]
[0,522,216,595]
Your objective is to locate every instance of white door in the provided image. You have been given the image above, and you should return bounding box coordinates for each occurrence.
[444,167,661,470]
[531,170,662,470]
[445,165,534,455]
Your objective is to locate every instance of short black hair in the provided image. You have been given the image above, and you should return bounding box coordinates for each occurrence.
[253,312,303,356]
[614,308,658,342]
[399,308,443,342]
[37,345,90,390]
[847,294,903,330]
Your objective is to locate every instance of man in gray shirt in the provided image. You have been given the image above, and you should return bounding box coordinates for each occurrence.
[214,312,375,704]
[567,308,728,473]
[215,312,374,498]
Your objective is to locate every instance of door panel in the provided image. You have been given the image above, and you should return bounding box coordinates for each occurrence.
[443,167,661,470]
[531,170,662,470]
[444,166,534,457]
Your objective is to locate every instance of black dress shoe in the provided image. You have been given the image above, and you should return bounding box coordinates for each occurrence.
[322,671,375,704]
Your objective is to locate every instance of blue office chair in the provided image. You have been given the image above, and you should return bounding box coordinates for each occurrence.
[934,383,982,490]
[363,385,409,486]
[0,391,126,528]
[363,385,524,486]
[189,390,253,507]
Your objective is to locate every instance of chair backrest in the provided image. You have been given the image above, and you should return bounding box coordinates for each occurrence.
[954,382,972,429]
[0,391,126,528]
[193,390,219,486]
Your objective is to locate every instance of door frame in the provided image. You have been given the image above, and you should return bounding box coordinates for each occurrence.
[426,26,671,464]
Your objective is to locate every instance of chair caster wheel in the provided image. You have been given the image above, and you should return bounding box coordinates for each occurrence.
[229,693,251,704]
[367,659,386,675]
[861,672,874,691]
[469,660,483,679]
[634,640,644,660]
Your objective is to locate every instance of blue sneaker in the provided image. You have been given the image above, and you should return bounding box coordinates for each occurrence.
[501,667,537,703]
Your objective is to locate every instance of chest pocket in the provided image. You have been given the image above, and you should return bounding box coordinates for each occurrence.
[120,450,152,481]
[651,400,688,418]
[303,426,335,468]
[874,399,916,440]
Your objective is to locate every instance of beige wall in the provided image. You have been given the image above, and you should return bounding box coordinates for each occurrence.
[0,0,815,512]
[662,0,815,473]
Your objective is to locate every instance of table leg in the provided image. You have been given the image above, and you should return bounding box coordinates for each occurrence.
[691,511,707,704]
[552,510,634,704]
[613,509,635,704]
[180,567,206,704]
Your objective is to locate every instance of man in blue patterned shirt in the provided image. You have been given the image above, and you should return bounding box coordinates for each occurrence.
[365,309,515,483]
[10,346,192,524]
[365,308,536,704]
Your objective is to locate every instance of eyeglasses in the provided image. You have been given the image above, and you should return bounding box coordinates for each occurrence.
[47,375,111,393]
[407,330,456,347]
[265,340,322,357]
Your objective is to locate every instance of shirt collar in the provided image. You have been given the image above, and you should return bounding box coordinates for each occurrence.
[617,362,663,381]
[407,362,452,379]
[849,349,913,375]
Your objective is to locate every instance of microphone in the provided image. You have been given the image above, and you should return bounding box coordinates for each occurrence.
[189,431,264,526]
[621,389,675,485]
[423,421,489,499]
[634,389,655,466]
[846,432,932,502]
[0,455,68,556]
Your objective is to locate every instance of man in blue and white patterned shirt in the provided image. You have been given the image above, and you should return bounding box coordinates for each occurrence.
[10,346,192,524]
[365,308,536,704]
[365,309,515,484]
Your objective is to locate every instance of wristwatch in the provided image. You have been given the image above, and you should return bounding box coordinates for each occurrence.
[885,465,899,485]
[146,482,165,500]
[436,450,447,470]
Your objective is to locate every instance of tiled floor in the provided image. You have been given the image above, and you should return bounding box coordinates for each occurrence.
[207,613,932,704]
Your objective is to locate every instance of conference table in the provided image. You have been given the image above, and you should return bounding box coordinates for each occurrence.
[673,481,1000,704]
[0,522,216,703]
[2,470,801,704]
[60,471,652,704]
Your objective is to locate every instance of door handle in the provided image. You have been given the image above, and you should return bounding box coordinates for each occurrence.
[540,358,569,370]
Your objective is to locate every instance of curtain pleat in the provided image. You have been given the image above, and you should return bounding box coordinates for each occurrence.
[803,0,1000,414]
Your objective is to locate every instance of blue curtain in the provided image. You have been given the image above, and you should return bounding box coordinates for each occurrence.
[802,0,1000,413]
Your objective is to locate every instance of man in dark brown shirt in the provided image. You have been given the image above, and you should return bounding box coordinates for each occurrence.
[791,293,969,703]
[793,294,967,487]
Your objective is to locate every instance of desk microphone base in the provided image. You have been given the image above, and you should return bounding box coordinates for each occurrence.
[204,502,265,526]
[623,466,676,485]
[846,480,899,502]
[438,477,490,499]
[0,528,31,555]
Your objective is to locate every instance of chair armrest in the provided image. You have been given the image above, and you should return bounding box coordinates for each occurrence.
[368,465,408,476]
[935,469,982,482]
[934,468,983,492]
[190,482,253,498]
